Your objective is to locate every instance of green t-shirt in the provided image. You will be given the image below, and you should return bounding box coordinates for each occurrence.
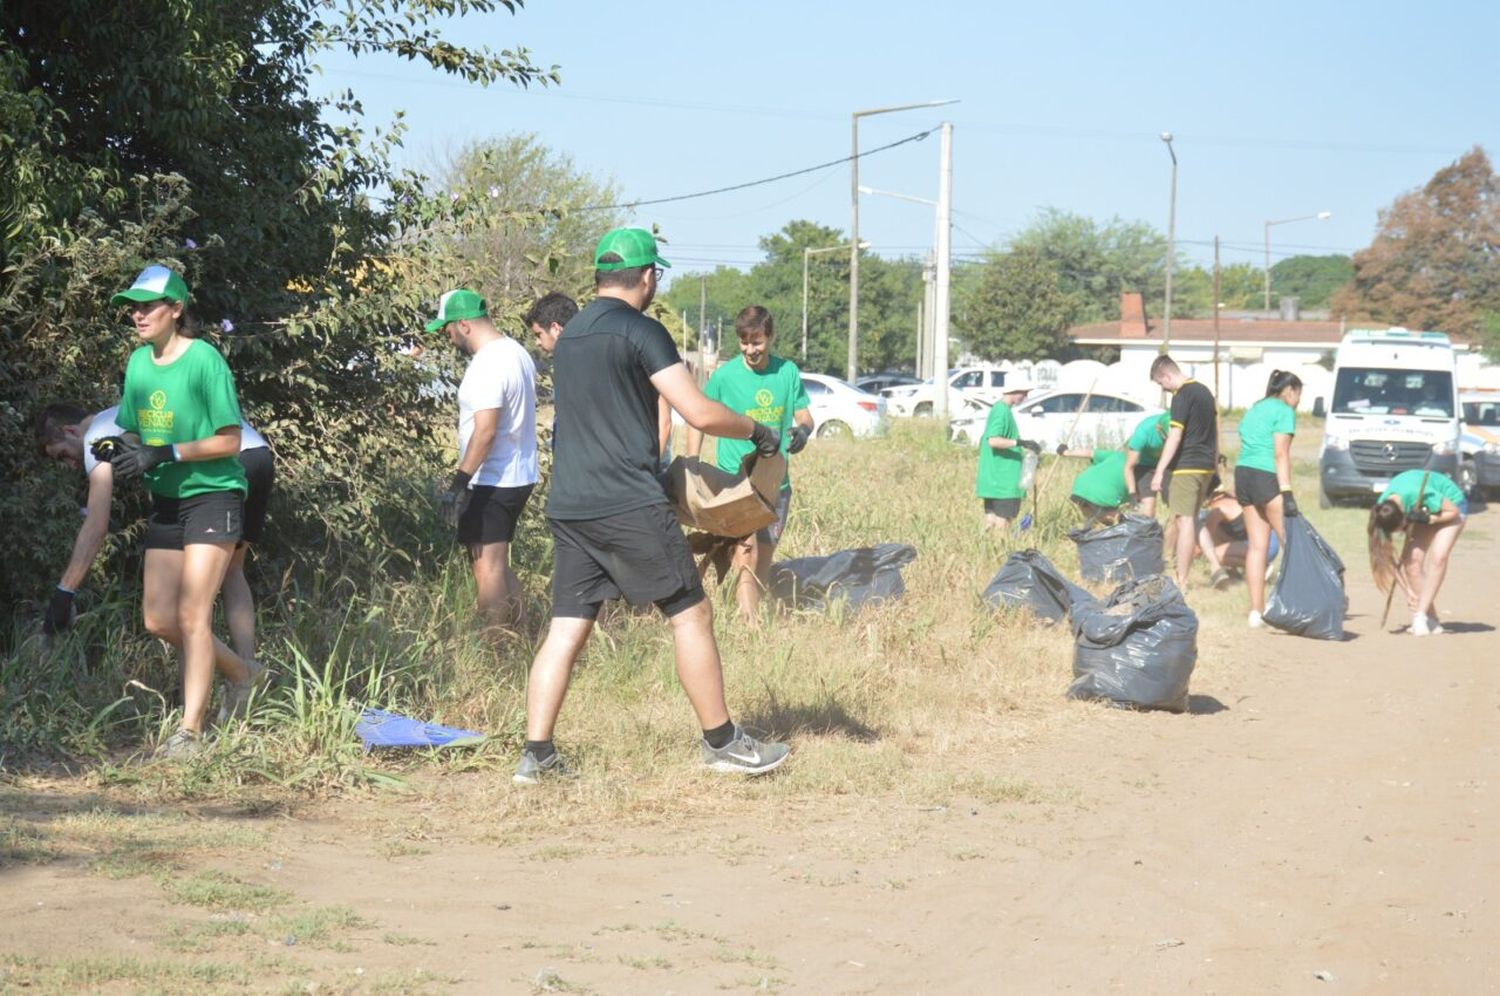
[703,355,811,488]
[1072,450,1130,508]
[1126,413,1168,469]
[116,339,248,498]
[1379,469,1465,516]
[975,401,1023,499]
[1236,396,1296,474]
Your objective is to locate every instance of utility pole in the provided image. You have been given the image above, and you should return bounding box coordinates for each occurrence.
[1213,236,1222,402]
[698,276,707,345]
[932,121,954,419]
[1160,132,1177,352]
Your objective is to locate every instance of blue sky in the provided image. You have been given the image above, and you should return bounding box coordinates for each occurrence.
[319,0,1499,283]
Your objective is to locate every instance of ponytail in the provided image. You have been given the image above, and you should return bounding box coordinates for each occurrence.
[1265,369,1303,398]
[1367,500,1405,594]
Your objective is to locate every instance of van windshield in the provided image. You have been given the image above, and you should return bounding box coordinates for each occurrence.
[1332,368,1454,417]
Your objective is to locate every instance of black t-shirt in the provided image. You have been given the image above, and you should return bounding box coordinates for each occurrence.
[1168,380,1218,472]
[547,297,683,520]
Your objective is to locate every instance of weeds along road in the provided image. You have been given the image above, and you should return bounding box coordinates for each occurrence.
[3,476,1498,990]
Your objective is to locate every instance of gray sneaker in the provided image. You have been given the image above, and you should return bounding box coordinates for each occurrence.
[702,726,789,775]
[513,748,576,785]
[155,728,204,760]
[218,658,268,724]
[1209,568,1232,591]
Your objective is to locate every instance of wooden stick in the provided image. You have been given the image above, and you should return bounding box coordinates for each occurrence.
[1380,470,1429,630]
[1032,378,1100,502]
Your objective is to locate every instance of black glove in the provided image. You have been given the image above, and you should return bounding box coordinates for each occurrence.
[1280,490,1300,518]
[42,586,75,635]
[440,470,473,529]
[749,422,782,458]
[786,424,811,455]
[107,437,174,480]
[1127,492,1141,509]
[90,436,123,462]
[1406,506,1431,526]
[1017,439,1041,455]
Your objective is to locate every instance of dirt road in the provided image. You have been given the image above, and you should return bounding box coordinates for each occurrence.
[5,522,1498,994]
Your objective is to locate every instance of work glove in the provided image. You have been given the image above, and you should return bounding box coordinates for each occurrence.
[749,422,782,459]
[439,470,473,529]
[1127,493,1141,510]
[1405,506,1431,526]
[1017,439,1041,455]
[786,424,811,455]
[1280,490,1300,518]
[104,436,175,480]
[42,586,75,635]
[90,436,122,462]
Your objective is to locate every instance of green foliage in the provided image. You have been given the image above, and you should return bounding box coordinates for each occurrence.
[1269,255,1352,310]
[1008,208,1169,322]
[954,245,1080,359]
[1172,261,1266,316]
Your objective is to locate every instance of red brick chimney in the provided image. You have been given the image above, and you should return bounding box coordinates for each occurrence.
[1120,291,1148,338]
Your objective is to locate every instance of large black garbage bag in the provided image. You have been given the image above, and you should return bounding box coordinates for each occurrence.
[982,549,1097,622]
[771,543,917,612]
[1263,516,1347,640]
[1067,575,1197,713]
[1069,514,1165,583]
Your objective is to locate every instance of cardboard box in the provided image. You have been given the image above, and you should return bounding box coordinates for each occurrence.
[666,452,786,538]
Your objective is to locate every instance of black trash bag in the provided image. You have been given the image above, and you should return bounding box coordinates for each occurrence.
[1263,515,1347,640]
[1067,575,1197,713]
[771,543,917,612]
[982,549,1097,622]
[1069,514,1165,583]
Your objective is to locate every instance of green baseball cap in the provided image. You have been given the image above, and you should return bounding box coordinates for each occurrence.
[594,228,671,271]
[425,288,489,332]
[111,265,190,307]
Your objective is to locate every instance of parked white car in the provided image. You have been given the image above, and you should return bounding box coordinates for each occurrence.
[951,389,1164,451]
[883,364,1013,417]
[801,373,888,438]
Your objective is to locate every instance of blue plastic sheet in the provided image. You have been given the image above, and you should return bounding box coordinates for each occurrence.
[355,707,486,750]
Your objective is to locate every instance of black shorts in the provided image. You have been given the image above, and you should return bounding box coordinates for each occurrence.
[144,490,244,549]
[1133,464,1158,498]
[983,498,1022,519]
[1234,466,1281,508]
[239,446,274,546]
[548,504,705,620]
[458,484,534,545]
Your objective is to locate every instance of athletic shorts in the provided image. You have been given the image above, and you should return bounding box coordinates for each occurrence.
[1234,466,1281,509]
[458,484,534,545]
[144,490,244,549]
[755,487,792,545]
[1166,471,1213,518]
[548,504,705,620]
[1133,464,1158,498]
[239,446,274,546]
[983,497,1023,520]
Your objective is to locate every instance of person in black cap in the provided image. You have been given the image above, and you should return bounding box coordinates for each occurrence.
[514,227,790,784]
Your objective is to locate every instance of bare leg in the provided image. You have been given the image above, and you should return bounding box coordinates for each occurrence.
[470,540,524,632]
[1138,495,1157,517]
[1173,513,1206,587]
[1242,503,1272,613]
[176,542,237,733]
[1411,520,1462,618]
[666,598,731,731]
[1402,539,1427,612]
[524,616,594,741]
[143,550,249,687]
[732,535,775,622]
[984,512,1012,532]
[221,544,256,661]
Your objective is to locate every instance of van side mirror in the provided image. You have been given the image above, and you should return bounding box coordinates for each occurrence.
[1312,397,1326,418]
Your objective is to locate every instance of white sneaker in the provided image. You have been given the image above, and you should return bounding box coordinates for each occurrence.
[1247,610,1264,629]
[1426,613,1445,636]
[1411,614,1432,637]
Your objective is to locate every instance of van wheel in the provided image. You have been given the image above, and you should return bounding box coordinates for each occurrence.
[1458,458,1478,498]
[1318,486,1333,509]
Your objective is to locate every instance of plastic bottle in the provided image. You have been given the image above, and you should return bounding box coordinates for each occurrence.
[1019,449,1038,491]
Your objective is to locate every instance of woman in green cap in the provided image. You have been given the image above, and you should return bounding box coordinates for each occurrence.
[98,264,263,757]
[1235,370,1302,628]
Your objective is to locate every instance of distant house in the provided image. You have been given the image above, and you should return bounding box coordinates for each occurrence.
[1068,292,1347,411]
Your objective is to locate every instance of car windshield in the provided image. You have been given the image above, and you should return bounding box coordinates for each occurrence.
[1332,368,1454,417]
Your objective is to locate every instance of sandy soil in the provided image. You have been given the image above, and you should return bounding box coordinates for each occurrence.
[4,524,1498,994]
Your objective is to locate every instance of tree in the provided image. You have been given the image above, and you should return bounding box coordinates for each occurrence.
[1269,255,1353,310]
[955,245,1080,359]
[1009,209,1171,322]
[1332,147,1500,338]
[1173,262,1266,315]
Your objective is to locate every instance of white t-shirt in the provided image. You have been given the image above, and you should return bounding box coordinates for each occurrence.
[458,336,539,488]
[82,405,268,475]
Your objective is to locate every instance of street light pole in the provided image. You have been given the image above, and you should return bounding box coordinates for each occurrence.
[849,98,959,383]
[1263,211,1332,311]
[860,184,940,380]
[933,122,954,419]
[1160,132,1177,352]
[803,242,868,362]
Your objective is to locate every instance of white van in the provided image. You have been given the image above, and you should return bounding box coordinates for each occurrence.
[1317,328,1461,506]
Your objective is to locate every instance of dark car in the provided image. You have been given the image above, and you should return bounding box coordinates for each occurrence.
[855,372,921,395]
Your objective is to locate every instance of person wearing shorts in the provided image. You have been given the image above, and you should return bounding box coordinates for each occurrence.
[977,379,1039,531]
[35,403,274,678]
[95,265,262,758]
[1369,469,1468,636]
[1124,412,1168,516]
[429,289,538,633]
[1196,487,1280,576]
[1150,354,1228,592]
[513,228,789,784]
[686,305,813,622]
[1235,370,1303,628]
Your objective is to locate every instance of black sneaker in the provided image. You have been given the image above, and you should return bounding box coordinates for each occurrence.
[512,748,576,785]
[701,726,789,775]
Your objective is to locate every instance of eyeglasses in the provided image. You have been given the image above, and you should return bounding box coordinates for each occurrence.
[651,266,664,281]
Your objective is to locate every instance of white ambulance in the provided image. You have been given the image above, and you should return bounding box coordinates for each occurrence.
[1317,328,1462,507]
